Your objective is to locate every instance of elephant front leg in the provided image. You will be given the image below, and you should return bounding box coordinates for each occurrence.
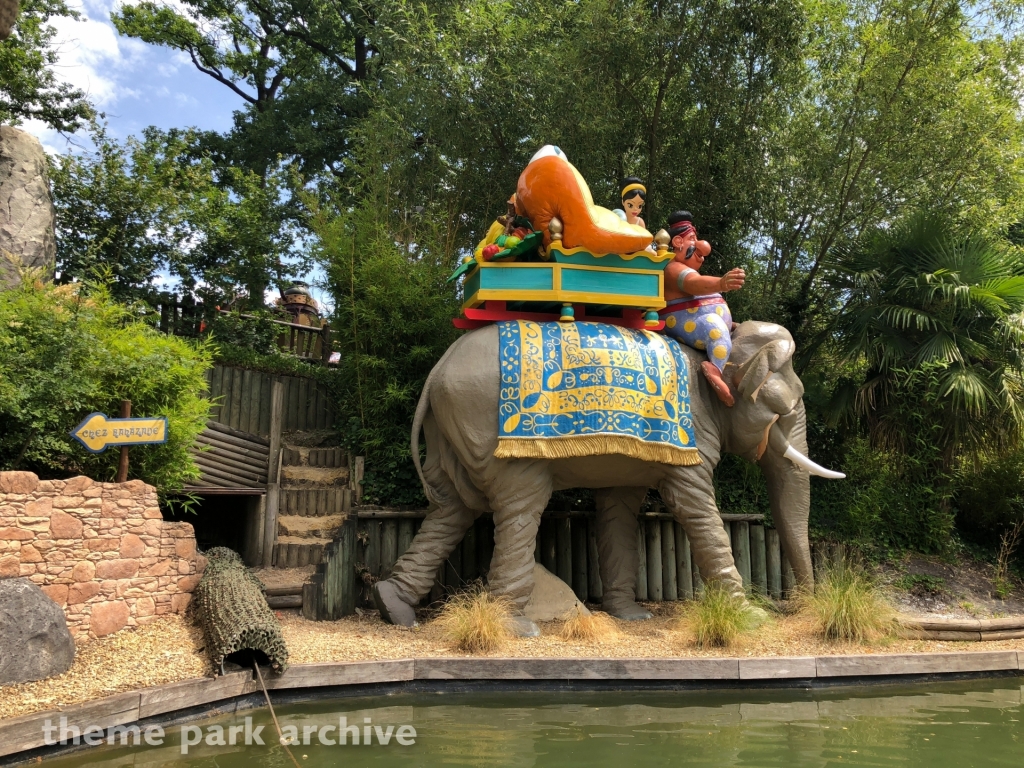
[660,466,746,599]
[375,500,479,627]
[594,487,652,620]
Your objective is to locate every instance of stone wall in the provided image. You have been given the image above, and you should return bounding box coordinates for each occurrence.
[0,472,205,642]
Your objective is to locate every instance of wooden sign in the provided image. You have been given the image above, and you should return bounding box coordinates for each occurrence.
[70,412,168,454]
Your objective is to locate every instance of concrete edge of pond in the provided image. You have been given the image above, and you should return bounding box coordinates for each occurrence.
[2,650,1022,762]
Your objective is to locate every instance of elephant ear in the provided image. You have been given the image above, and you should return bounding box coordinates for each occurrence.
[733,338,796,402]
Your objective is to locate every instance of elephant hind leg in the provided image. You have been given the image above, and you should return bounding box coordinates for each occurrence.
[485,464,553,617]
[380,432,480,623]
[594,486,652,620]
[385,497,479,608]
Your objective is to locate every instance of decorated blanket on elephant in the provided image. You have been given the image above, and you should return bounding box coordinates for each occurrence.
[495,320,700,466]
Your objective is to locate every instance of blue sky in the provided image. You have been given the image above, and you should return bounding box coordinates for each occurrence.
[25,0,241,151]
[24,0,334,310]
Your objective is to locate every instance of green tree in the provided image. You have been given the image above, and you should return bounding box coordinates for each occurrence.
[824,215,1024,462]
[111,0,381,178]
[0,0,93,130]
[51,125,303,306]
[758,0,1024,335]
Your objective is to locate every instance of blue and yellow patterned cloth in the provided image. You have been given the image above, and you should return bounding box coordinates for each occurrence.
[495,320,700,466]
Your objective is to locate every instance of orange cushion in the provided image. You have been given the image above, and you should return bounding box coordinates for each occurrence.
[515,152,653,254]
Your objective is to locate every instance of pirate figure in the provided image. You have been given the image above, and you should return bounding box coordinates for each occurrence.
[660,211,745,407]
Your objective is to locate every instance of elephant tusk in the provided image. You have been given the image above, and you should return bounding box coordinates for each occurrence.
[767,422,846,479]
[783,445,846,479]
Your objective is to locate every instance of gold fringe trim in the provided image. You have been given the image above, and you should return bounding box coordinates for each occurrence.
[494,435,702,467]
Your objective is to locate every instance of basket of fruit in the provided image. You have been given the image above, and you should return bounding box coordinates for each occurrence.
[448,215,543,283]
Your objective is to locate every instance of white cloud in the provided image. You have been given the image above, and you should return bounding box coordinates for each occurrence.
[45,0,145,108]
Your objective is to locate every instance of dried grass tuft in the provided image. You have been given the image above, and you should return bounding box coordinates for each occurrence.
[796,559,896,642]
[559,606,619,642]
[677,581,763,648]
[434,587,514,653]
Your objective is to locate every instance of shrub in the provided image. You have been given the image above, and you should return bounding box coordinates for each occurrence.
[435,587,514,653]
[797,560,895,642]
[678,582,763,648]
[0,277,212,492]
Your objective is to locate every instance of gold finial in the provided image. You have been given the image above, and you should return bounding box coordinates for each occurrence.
[654,229,670,251]
[549,217,563,242]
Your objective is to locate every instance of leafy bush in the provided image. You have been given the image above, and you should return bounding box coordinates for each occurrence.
[0,277,212,492]
[208,309,286,356]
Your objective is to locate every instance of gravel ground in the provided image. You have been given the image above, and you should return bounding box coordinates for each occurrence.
[3,604,1024,722]
[0,616,213,721]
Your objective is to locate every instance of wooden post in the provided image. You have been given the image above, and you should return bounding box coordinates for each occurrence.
[661,519,677,601]
[556,517,572,586]
[645,518,663,601]
[115,400,131,482]
[381,520,398,578]
[750,524,767,595]
[462,522,478,582]
[587,515,603,601]
[445,534,462,588]
[766,527,782,599]
[733,521,751,588]
[243,494,266,566]
[366,519,382,580]
[781,550,795,599]
[571,518,588,602]
[691,539,703,598]
[261,379,285,568]
[478,514,495,580]
[636,523,648,601]
[353,456,365,505]
[675,523,693,600]
[540,516,557,574]
[397,518,415,559]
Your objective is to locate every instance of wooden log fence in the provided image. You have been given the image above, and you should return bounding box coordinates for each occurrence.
[301,507,804,621]
[205,364,335,437]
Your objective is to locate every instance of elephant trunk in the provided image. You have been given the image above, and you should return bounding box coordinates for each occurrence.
[757,404,815,589]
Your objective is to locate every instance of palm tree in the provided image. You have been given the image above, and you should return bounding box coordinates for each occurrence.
[823,214,1024,465]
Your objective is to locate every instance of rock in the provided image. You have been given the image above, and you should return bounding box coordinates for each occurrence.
[50,510,83,540]
[524,563,590,622]
[0,127,56,290]
[89,600,129,637]
[0,577,75,685]
[0,471,39,494]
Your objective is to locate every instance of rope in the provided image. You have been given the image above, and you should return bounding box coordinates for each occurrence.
[253,662,302,768]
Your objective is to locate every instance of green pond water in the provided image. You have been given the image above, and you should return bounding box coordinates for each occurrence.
[39,679,1024,767]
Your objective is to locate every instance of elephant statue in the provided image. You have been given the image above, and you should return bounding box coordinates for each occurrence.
[373,320,844,634]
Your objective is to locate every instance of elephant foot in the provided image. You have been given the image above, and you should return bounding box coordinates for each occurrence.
[508,615,541,637]
[602,601,653,621]
[373,580,418,627]
[701,361,735,407]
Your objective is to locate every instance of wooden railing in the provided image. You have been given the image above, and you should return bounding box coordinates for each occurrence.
[147,293,333,365]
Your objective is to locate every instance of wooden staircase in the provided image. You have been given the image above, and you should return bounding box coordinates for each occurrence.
[272,446,352,568]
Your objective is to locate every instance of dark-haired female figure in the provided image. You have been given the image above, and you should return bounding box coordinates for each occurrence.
[614,177,647,228]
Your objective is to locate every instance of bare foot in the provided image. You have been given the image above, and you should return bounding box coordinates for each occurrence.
[701,361,735,407]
